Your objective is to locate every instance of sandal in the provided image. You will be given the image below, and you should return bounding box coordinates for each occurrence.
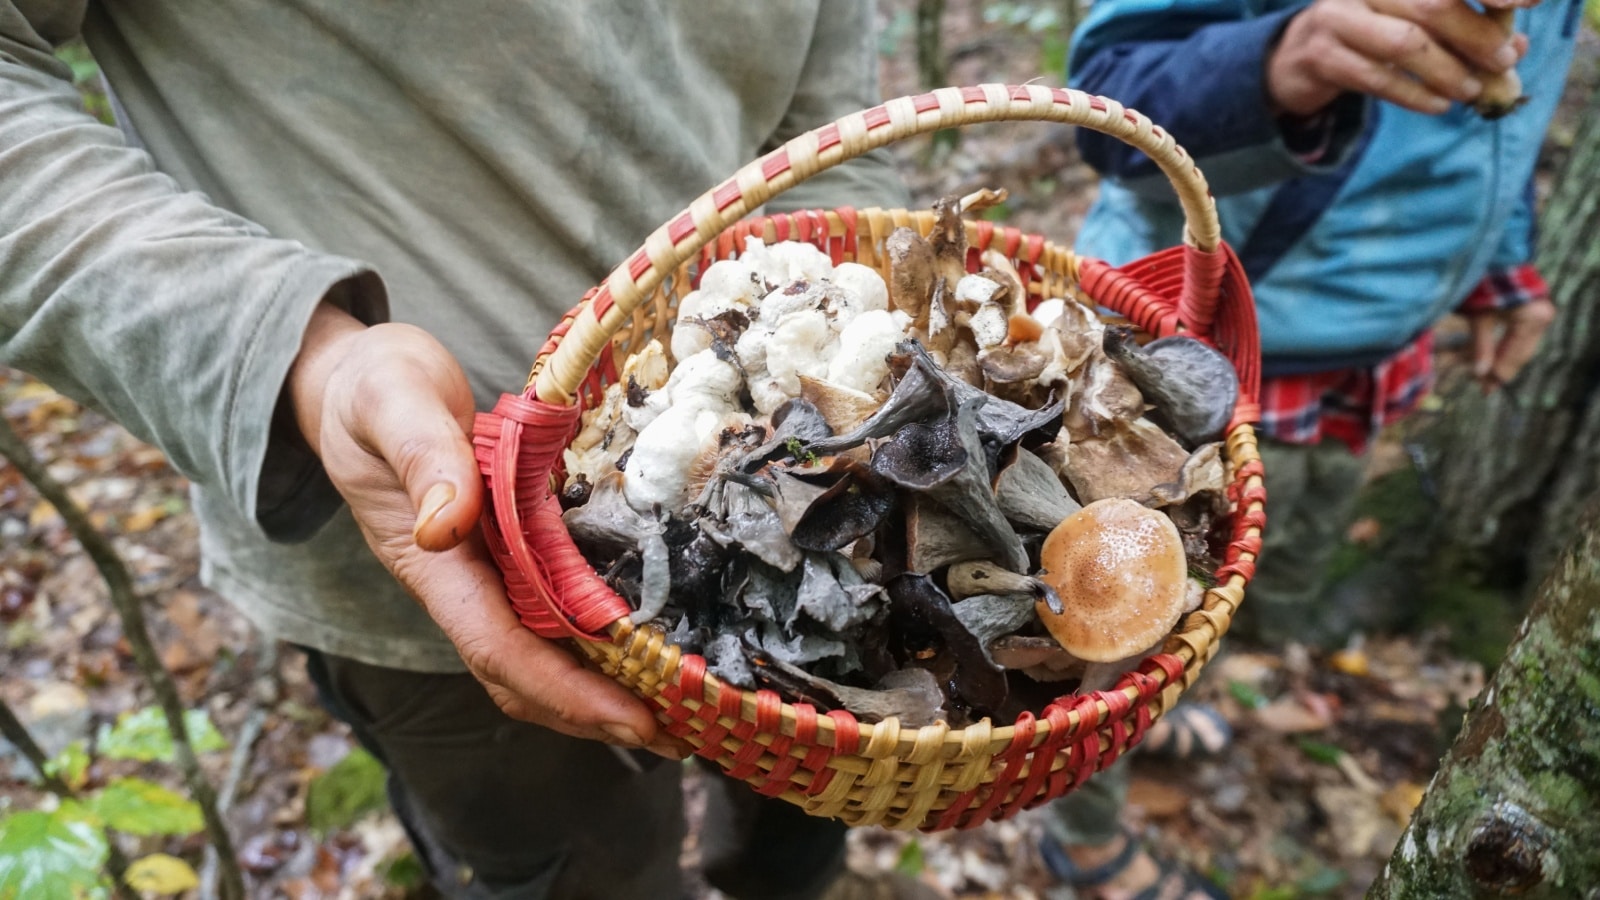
[1138,702,1232,761]
[1038,830,1226,900]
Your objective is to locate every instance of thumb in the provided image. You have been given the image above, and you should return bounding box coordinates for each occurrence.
[347,326,485,552]
[1468,314,1499,381]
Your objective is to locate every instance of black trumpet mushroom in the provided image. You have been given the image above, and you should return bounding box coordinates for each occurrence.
[1102,327,1239,446]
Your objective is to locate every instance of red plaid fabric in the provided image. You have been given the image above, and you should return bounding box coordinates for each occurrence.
[1256,264,1548,454]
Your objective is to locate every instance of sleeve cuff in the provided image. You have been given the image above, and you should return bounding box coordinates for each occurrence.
[249,265,389,543]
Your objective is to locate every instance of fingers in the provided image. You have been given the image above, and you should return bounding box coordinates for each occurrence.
[1317,39,1459,113]
[1468,310,1502,383]
[1369,0,1522,75]
[412,542,662,745]
[1334,8,1480,107]
[1268,0,1526,116]
[1491,298,1557,384]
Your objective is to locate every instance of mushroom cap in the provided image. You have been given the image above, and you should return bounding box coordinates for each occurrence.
[1035,498,1188,663]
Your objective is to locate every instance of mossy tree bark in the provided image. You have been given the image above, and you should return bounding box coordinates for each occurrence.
[1422,82,1600,587]
[1368,504,1600,898]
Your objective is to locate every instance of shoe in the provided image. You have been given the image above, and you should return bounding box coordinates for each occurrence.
[816,869,947,900]
[1139,702,1232,761]
[1039,830,1225,900]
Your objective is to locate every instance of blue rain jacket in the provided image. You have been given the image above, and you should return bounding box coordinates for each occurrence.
[1068,0,1583,375]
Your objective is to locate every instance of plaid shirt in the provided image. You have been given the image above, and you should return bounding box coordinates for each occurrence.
[1256,264,1550,454]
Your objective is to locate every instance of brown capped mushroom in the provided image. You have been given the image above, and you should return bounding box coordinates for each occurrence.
[1058,417,1191,505]
[1035,498,1189,664]
[798,375,883,435]
[886,227,936,329]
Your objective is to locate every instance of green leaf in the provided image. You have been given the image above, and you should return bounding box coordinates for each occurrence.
[380,851,426,890]
[0,807,108,900]
[893,839,925,878]
[123,854,199,894]
[1295,737,1345,766]
[97,707,226,763]
[1227,679,1269,710]
[44,742,91,792]
[87,778,202,837]
[305,748,389,833]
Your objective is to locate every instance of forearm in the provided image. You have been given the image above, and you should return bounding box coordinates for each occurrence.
[0,15,385,536]
[1071,8,1368,197]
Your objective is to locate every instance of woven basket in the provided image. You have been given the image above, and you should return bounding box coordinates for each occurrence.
[472,84,1266,832]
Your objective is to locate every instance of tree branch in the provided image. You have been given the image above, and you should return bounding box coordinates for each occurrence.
[0,414,245,900]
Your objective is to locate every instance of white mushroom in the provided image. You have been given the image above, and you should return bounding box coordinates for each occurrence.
[741,237,834,288]
[761,309,834,406]
[825,262,890,319]
[826,309,902,395]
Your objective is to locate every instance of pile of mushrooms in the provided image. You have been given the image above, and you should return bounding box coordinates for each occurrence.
[559,190,1240,728]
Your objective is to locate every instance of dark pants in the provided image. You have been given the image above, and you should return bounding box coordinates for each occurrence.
[302,649,848,900]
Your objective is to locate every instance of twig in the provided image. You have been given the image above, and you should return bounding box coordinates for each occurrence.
[0,698,139,900]
[0,414,246,900]
[199,640,278,900]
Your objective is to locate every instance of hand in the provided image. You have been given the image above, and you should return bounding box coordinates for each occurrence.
[1266,0,1529,117]
[1467,297,1557,391]
[287,303,684,756]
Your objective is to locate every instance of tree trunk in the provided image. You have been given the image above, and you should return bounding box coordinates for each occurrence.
[1368,504,1600,898]
[1423,82,1600,586]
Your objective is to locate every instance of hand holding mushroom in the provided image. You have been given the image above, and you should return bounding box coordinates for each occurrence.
[1265,0,1529,118]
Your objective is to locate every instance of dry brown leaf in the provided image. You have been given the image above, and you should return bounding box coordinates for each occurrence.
[121,503,170,533]
[28,499,59,529]
[1252,696,1333,733]
[1127,776,1190,818]
[1379,781,1426,826]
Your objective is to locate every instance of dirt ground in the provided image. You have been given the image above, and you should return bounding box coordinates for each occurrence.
[3,4,1597,898]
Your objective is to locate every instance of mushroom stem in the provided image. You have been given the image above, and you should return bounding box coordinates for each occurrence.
[947,561,1063,613]
[1475,8,1526,119]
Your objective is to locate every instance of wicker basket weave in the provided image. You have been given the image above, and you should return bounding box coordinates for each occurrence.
[472,84,1267,832]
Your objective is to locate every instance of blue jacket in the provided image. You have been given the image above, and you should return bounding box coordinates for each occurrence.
[1067,0,1583,375]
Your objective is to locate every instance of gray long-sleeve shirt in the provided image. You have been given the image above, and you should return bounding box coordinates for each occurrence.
[2,1,908,671]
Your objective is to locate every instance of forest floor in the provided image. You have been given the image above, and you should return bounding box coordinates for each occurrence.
[3,3,1597,898]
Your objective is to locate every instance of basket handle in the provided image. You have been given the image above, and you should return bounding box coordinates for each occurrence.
[533,83,1222,404]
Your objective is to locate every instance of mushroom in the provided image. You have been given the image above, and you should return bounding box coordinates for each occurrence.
[824,261,891,320]
[740,236,835,288]
[987,635,1085,681]
[946,561,1062,614]
[825,309,903,395]
[561,473,672,623]
[1034,499,1189,676]
[904,495,987,574]
[672,261,762,362]
[1102,328,1239,446]
[885,226,936,328]
[798,376,882,435]
[994,447,1082,533]
[1058,417,1190,505]
[871,396,1029,573]
[749,649,946,727]
[1474,8,1526,119]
